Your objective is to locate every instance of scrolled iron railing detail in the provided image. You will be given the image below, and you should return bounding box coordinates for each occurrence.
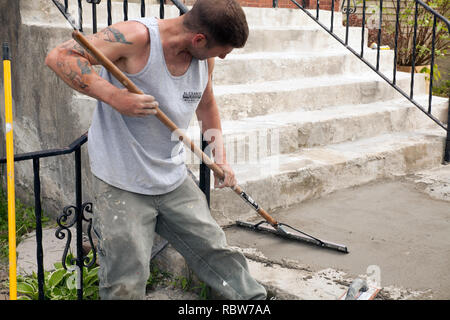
[341,0,357,14]
[80,202,97,268]
[55,205,77,269]
[55,202,96,271]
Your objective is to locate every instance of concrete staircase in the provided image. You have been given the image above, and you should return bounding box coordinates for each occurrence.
[186,7,448,227]
[7,1,449,299]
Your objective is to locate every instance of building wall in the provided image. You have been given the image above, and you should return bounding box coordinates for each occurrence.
[180,0,341,11]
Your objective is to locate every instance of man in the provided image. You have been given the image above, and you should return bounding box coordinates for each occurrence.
[45,0,267,300]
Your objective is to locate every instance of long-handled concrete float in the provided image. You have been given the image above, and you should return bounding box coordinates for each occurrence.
[51,0,348,253]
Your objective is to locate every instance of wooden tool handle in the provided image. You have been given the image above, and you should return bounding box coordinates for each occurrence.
[72,30,279,227]
[232,185,278,226]
[73,30,223,172]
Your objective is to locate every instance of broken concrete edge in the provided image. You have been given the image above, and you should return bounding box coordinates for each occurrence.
[14,225,433,300]
[242,247,435,300]
[152,242,433,300]
[404,164,450,203]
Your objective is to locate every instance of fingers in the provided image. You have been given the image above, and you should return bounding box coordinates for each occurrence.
[139,100,159,116]
[215,172,226,189]
[135,93,159,117]
[116,89,159,117]
[214,166,237,189]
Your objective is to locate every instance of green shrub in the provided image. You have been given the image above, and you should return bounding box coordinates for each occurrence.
[16,250,99,300]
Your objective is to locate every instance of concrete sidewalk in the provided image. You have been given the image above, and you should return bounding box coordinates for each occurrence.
[225,165,450,300]
[14,165,450,300]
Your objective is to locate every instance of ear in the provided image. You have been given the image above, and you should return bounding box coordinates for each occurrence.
[192,33,207,48]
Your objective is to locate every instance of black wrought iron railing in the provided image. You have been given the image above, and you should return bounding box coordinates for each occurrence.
[0,0,209,300]
[1,133,91,300]
[273,0,449,162]
[67,0,188,33]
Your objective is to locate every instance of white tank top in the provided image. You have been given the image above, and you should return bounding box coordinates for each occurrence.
[88,17,209,195]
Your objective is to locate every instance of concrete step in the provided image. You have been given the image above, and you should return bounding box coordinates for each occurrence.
[73,75,437,141]
[236,25,367,54]
[195,128,446,226]
[21,1,344,31]
[183,95,447,165]
[75,93,448,174]
[243,6,345,29]
[214,72,428,121]
[214,49,395,85]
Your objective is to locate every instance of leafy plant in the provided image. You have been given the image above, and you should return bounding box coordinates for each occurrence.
[383,0,449,66]
[146,263,210,299]
[390,0,450,66]
[16,250,99,300]
[170,273,210,300]
[171,275,192,292]
[432,79,450,96]
[192,282,210,300]
[346,0,449,67]
[146,263,172,290]
[418,63,442,83]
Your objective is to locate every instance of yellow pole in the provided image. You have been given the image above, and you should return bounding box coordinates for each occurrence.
[3,42,17,300]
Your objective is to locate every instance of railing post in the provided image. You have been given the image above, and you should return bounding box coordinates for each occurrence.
[410,0,419,99]
[199,134,211,207]
[316,0,320,20]
[345,0,350,45]
[428,15,437,114]
[107,0,112,26]
[445,99,450,163]
[361,0,366,57]
[141,0,146,17]
[77,0,83,33]
[86,0,101,33]
[123,0,129,21]
[376,0,383,71]
[392,0,400,84]
[32,158,45,300]
[75,147,84,300]
[330,0,335,33]
[160,0,165,19]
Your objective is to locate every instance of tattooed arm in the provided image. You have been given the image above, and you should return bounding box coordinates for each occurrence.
[45,21,158,117]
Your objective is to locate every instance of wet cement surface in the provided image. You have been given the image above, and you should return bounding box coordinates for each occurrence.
[225,179,450,299]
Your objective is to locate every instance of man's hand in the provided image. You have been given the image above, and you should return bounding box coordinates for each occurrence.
[214,162,237,189]
[109,88,159,117]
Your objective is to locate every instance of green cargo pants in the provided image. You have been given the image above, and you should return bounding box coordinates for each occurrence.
[91,174,267,300]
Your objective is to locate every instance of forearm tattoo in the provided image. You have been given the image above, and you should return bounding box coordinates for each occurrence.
[56,59,89,89]
[55,25,132,90]
[77,58,92,75]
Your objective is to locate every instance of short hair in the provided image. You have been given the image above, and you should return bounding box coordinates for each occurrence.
[182,0,249,48]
